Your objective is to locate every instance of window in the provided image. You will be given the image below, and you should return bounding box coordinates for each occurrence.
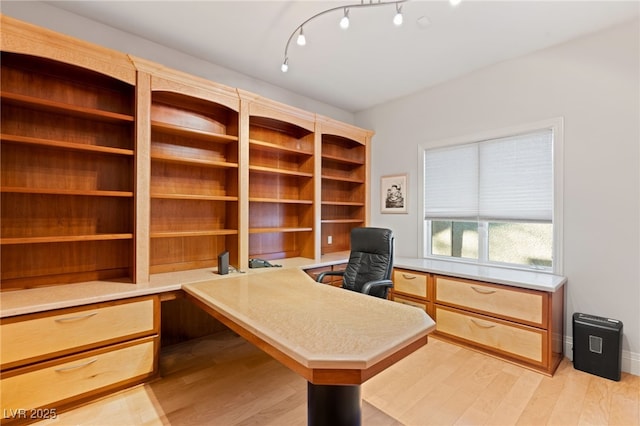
[421,120,563,273]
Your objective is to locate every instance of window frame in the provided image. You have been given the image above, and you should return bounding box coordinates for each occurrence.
[418,118,564,275]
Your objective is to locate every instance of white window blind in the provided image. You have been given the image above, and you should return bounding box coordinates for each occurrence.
[424,129,553,222]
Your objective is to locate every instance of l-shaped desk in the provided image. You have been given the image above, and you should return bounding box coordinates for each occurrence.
[184,268,436,426]
[1,255,565,425]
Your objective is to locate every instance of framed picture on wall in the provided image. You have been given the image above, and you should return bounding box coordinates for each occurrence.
[381,174,408,214]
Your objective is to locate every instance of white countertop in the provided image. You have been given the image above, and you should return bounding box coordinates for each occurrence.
[0,256,342,318]
[395,257,566,292]
[0,253,565,318]
[183,268,436,374]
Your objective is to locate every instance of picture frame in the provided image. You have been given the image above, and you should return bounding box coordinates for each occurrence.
[381,174,408,214]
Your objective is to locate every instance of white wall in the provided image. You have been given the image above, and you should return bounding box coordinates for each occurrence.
[0,1,354,124]
[356,19,640,374]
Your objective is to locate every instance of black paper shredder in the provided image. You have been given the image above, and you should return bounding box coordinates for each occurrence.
[572,312,623,381]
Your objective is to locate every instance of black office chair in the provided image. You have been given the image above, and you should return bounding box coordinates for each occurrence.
[316,227,394,299]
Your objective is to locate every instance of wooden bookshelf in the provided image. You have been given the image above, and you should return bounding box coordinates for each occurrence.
[318,117,372,255]
[246,105,316,261]
[0,16,373,287]
[148,88,240,274]
[0,51,136,290]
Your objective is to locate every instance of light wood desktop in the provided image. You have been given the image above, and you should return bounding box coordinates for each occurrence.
[183,267,436,426]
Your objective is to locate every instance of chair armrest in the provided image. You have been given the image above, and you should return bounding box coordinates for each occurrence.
[316,270,345,283]
[361,279,394,295]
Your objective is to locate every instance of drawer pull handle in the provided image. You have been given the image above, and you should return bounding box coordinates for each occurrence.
[470,319,496,329]
[54,312,98,323]
[402,274,417,280]
[55,359,97,372]
[471,286,496,295]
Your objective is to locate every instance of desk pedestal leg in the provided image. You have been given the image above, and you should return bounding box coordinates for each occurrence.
[307,382,361,426]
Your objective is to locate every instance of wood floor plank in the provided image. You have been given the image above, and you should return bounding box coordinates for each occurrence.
[578,376,613,425]
[546,362,591,426]
[484,368,544,425]
[453,367,521,425]
[33,331,639,426]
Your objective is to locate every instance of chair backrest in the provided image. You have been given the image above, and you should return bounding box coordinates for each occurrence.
[342,227,394,298]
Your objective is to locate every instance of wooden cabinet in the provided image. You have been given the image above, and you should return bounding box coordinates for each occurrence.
[0,296,159,416]
[148,77,240,274]
[0,50,136,290]
[433,275,564,375]
[244,97,316,261]
[391,268,563,375]
[305,263,348,287]
[392,269,433,316]
[318,117,371,255]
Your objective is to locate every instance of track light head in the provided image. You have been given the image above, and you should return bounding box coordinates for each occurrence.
[393,4,403,26]
[340,8,350,30]
[296,27,306,46]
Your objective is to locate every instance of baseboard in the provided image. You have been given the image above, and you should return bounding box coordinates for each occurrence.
[564,337,640,377]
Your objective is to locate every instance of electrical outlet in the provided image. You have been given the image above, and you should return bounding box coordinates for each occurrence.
[327,235,332,244]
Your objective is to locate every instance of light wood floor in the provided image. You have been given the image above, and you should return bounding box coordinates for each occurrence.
[37,330,639,426]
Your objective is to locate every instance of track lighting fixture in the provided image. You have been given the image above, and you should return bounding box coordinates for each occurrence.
[280,0,463,72]
[281,0,409,73]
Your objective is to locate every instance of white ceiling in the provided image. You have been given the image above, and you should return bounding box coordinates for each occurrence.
[45,0,639,112]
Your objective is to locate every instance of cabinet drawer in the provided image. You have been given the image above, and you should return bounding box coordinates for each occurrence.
[1,337,156,412]
[435,277,544,326]
[393,295,427,311]
[393,270,428,299]
[436,306,544,364]
[1,297,157,369]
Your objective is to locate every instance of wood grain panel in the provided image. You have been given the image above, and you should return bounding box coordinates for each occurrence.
[249,232,313,260]
[321,223,354,254]
[150,235,226,272]
[1,145,133,193]
[1,297,157,369]
[436,276,546,326]
[2,193,132,239]
[321,135,366,160]
[1,104,133,150]
[1,240,132,289]
[249,173,313,200]
[151,92,237,136]
[393,295,428,311]
[1,52,134,115]
[249,203,313,229]
[150,199,232,233]
[321,179,365,203]
[0,338,156,413]
[393,270,428,299]
[435,306,546,365]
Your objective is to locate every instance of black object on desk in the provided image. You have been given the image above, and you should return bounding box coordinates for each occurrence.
[218,251,229,275]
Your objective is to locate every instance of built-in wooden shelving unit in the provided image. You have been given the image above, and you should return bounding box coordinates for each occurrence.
[246,106,316,261]
[0,15,372,289]
[318,117,372,255]
[0,51,136,290]
[148,88,240,274]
